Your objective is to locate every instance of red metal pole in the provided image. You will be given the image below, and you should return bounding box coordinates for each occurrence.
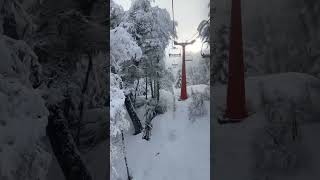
[174,40,194,100]
[224,0,248,120]
[180,45,188,100]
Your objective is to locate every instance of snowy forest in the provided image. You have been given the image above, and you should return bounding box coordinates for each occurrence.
[110,0,210,179]
[0,0,210,179]
[2,0,320,179]
[0,0,108,179]
[212,0,320,180]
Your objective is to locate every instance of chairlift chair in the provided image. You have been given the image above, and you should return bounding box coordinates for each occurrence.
[169,46,181,57]
[185,54,193,62]
[172,63,178,68]
[172,57,178,68]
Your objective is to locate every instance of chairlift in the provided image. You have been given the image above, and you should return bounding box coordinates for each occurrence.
[169,46,181,58]
[201,42,210,58]
[185,54,193,62]
[172,63,178,68]
[171,57,178,68]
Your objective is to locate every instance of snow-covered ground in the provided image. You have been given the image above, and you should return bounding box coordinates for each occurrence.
[212,72,320,180]
[113,86,210,180]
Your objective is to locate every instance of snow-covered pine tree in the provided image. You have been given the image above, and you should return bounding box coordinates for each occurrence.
[175,69,182,88]
[212,25,229,84]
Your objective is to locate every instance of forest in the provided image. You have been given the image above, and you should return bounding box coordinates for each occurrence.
[110,0,210,179]
[0,0,210,179]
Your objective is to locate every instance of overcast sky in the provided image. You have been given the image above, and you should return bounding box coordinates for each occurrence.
[114,0,210,52]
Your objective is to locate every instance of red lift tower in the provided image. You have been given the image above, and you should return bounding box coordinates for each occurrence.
[174,40,195,100]
[224,0,248,121]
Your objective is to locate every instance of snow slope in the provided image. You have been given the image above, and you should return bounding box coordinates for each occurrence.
[115,87,210,180]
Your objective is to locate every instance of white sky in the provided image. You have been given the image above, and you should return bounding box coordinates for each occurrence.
[113,0,210,53]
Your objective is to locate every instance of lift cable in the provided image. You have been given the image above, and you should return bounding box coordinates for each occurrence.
[169,0,182,59]
[171,0,176,47]
[186,17,210,43]
[186,31,199,43]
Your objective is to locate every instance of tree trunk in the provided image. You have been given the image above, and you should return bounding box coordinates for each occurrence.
[142,112,157,141]
[145,76,148,100]
[124,94,143,135]
[46,105,92,180]
[156,74,160,102]
[156,57,160,102]
[134,79,140,107]
[3,11,19,39]
[77,53,93,146]
[154,79,157,101]
[150,80,154,98]
[153,80,156,98]
[121,131,132,180]
[157,81,160,102]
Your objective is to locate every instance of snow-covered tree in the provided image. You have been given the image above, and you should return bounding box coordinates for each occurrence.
[188,89,207,122]
[110,25,142,134]
[110,0,125,29]
[212,25,229,84]
[185,52,210,85]
[213,0,320,78]
[121,0,176,101]
[175,69,182,88]
[160,67,175,93]
[110,27,142,73]
[110,14,144,179]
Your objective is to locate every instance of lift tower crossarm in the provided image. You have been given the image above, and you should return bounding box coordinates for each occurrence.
[174,40,195,46]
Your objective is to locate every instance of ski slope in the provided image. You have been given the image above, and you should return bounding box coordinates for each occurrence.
[123,88,210,180]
